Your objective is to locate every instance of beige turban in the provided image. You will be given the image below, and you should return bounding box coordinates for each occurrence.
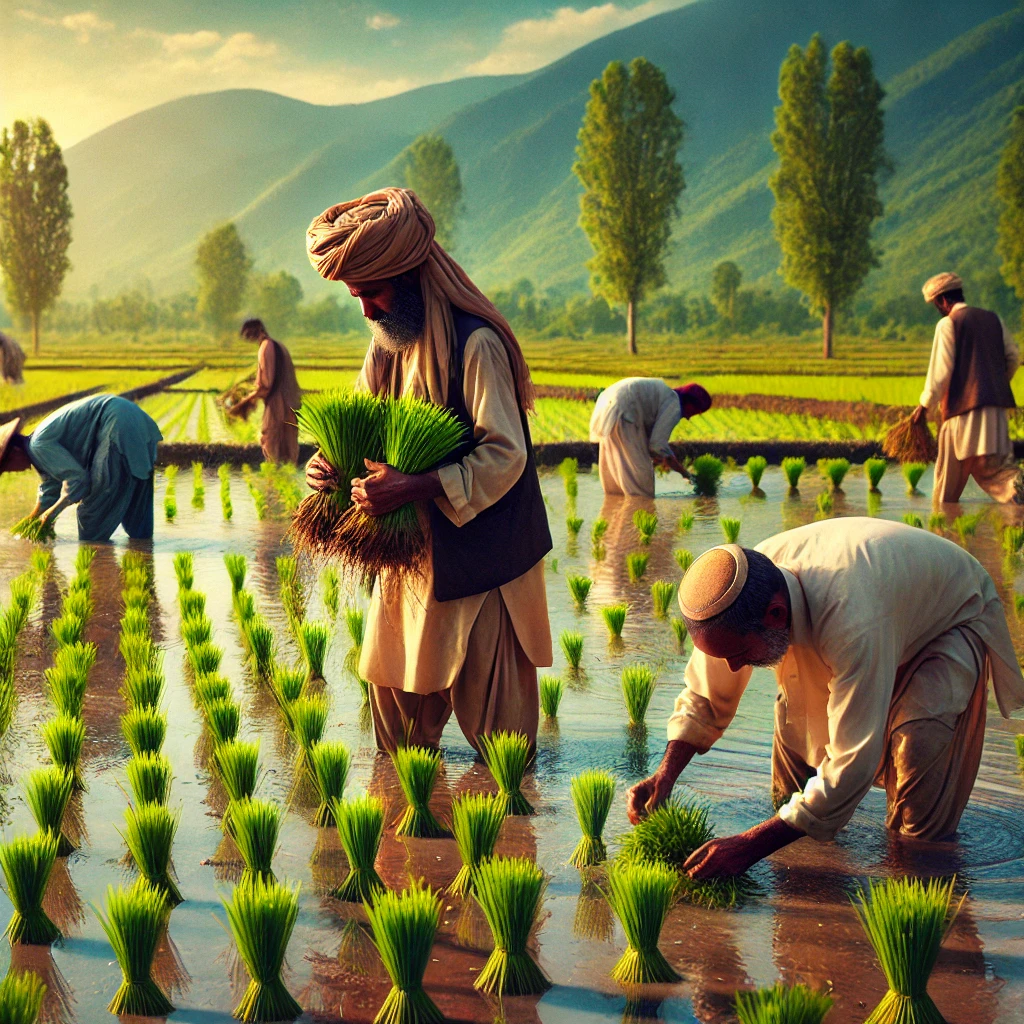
[678,544,749,621]
[922,272,962,303]
[306,188,534,412]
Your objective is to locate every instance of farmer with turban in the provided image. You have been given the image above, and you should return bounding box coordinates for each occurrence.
[0,394,162,541]
[305,187,552,753]
[626,518,1024,879]
[913,272,1024,504]
[588,377,711,496]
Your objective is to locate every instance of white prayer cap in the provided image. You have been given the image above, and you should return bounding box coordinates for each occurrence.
[678,544,749,621]
[922,272,962,303]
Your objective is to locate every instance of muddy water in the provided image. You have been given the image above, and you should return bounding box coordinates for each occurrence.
[0,462,1021,1024]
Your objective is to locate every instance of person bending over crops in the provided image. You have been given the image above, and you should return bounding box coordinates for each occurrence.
[588,377,711,496]
[229,318,302,465]
[0,394,163,541]
[304,187,553,752]
[627,518,1024,879]
[912,271,1024,504]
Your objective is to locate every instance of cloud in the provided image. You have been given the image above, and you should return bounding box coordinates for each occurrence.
[466,1,682,76]
[212,32,278,62]
[151,30,222,54]
[17,8,114,43]
[366,13,400,31]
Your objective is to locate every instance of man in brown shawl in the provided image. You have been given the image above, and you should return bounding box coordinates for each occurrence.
[304,187,553,753]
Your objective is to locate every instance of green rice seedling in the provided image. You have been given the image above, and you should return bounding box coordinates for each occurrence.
[566,574,593,611]
[677,511,694,532]
[539,675,563,718]
[815,491,833,519]
[31,547,52,576]
[0,677,14,742]
[559,456,578,486]
[364,880,443,1024]
[276,554,299,590]
[604,859,680,985]
[24,767,75,856]
[180,614,212,649]
[735,982,833,1024]
[865,457,887,492]
[10,516,55,542]
[954,511,985,546]
[690,453,724,496]
[621,663,657,726]
[479,730,533,816]
[172,551,194,591]
[289,694,328,773]
[119,605,149,638]
[222,875,302,1022]
[187,641,223,678]
[1015,594,1024,620]
[194,674,232,710]
[121,665,165,710]
[226,798,280,885]
[215,740,261,806]
[903,513,924,529]
[674,548,694,575]
[560,629,584,671]
[250,487,268,521]
[245,617,275,678]
[48,614,83,648]
[928,513,946,534]
[270,663,305,726]
[40,715,85,791]
[321,566,340,621]
[633,509,658,545]
[602,603,628,640]
[391,745,450,839]
[165,464,179,485]
[626,551,649,584]
[0,969,46,1022]
[671,617,688,650]
[177,590,205,621]
[344,605,365,648]
[720,516,741,544]
[121,549,151,581]
[67,573,91,599]
[549,557,558,573]
[73,546,96,574]
[164,495,177,521]
[565,515,583,538]
[903,461,928,494]
[332,794,386,902]
[219,463,233,519]
[235,590,256,626]
[224,553,247,595]
[191,462,205,508]
[310,740,350,827]
[126,752,172,807]
[853,875,962,1024]
[205,698,241,747]
[121,706,167,757]
[298,619,331,681]
[650,580,677,619]
[42,660,83,719]
[1004,525,1024,556]
[447,792,504,897]
[782,456,806,489]
[122,586,149,615]
[745,455,768,490]
[0,831,61,945]
[119,632,155,675]
[591,518,608,544]
[61,588,92,624]
[121,802,183,905]
[821,458,850,491]
[569,771,615,868]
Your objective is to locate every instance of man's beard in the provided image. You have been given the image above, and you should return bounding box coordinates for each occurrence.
[369,280,426,353]
[748,627,792,669]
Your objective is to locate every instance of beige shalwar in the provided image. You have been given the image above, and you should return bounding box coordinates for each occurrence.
[358,326,552,752]
[254,338,301,465]
[669,518,1024,842]
[589,377,681,496]
[921,302,1021,503]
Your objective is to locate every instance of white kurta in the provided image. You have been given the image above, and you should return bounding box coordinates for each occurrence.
[667,518,1024,842]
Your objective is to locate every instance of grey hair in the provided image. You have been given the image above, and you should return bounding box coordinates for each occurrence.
[684,548,786,640]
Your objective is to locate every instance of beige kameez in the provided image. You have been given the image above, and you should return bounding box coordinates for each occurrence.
[668,518,1024,842]
[358,326,552,752]
[254,338,301,464]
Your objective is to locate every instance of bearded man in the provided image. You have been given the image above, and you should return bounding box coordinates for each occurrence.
[626,518,1024,879]
[304,187,552,753]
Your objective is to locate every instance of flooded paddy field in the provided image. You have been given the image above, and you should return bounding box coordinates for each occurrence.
[0,460,1021,1024]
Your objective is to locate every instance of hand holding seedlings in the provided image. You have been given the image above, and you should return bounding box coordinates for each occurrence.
[350,459,443,517]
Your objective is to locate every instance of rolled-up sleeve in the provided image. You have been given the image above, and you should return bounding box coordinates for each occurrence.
[435,329,527,527]
[648,391,681,459]
[667,647,752,752]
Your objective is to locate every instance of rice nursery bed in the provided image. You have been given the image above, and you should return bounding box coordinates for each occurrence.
[0,462,1021,1023]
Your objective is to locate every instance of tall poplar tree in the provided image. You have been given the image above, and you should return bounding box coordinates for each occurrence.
[574,57,684,355]
[403,134,462,251]
[997,105,1024,301]
[195,222,251,340]
[711,261,742,322]
[769,36,889,359]
[0,118,73,355]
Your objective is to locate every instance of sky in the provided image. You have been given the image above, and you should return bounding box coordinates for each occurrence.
[1,0,689,148]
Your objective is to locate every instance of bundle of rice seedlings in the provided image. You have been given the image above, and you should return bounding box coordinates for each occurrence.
[882,415,938,464]
[0,832,61,945]
[633,509,658,545]
[215,740,261,807]
[61,589,92,623]
[539,675,563,719]
[865,457,887,492]
[0,970,46,1022]
[479,730,533,816]
[569,770,615,868]
[566,515,584,538]
[604,859,680,985]
[298,619,331,682]
[815,491,833,519]
[671,618,688,650]
[40,715,85,791]
[187,641,223,678]
[565,575,593,612]
[903,462,928,494]
[621,664,657,726]
[205,698,241,747]
[821,458,850,491]
[473,856,551,996]
[560,629,584,672]
[310,740,350,827]
[126,752,172,806]
[24,767,75,856]
[270,664,305,726]
[121,706,167,757]
[734,982,833,1024]
[289,694,328,773]
[224,553,247,595]
[226,798,280,885]
[244,617,275,678]
[672,549,694,577]
[191,462,205,508]
[626,551,649,584]
[344,605,365,649]
[447,792,504,897]
[321,566,340,621]
[48,615,83,648]
[954,511,985,546]
[690,454,724,496]
[172,551,194,591]
[364,880,443,1024]
[119,605,150,638]
[0,676,14,742]
[782,456,806,489]
[235,590,256,626]
[853,875,961,1024]
[119,632,155,675]
[45,645,94,718]
[164,495,177,521]
[122,587,149,616]
[745,455,768,490]
[720,516,741,544]
[1003,525,1024,556]
[602,604,628,640]
[219,464,233,519]
[391,745,450,839]
[332,794,386,902]
[180,614,212,649]
[31,546,52,576]
[121,803,183,905]
[276,554,299,590]
[903,513,924,529]
[591,518,609,545]
[121,665,165,710]
[12,514,57,542]
[650,581,678,620]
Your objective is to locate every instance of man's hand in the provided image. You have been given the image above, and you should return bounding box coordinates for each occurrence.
[305,452,339,493]
[684,817,803,879]
[350,460,443,517]
[626,771,678,824]
[910,405,928,425]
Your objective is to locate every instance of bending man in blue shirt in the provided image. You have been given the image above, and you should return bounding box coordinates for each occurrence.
[0,394,163,542]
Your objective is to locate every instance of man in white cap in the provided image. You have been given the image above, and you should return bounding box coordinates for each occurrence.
[913,272,1022,503]
[626,518,1024,879]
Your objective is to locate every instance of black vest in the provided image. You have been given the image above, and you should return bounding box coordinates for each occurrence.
[428,311,552,602]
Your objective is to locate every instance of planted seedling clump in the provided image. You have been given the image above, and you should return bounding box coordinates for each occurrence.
[299,619,331,682]
[865,457,887,492]
[479,731,533,816]
[448,792,505,897]
[126,751,172,806]
[0,831,61,945]
[0,970,46,1022]
[903,462,928,494]
[289,694,328,774]
[745,455,767,490]
[227,797,281,885]
[903,513,924,529]
[539,675,564,719]
[392,745,450,838]
[310,740,350,827]
[122,706,167,756]
[565,515,583,538]
[720,516,741,544]
[332,794,386,903]
[621,663,657,727]
[632,509,658,545]
[569,771,615,868]
[566,574,593,611]
[626,551,649,584]
[650,581,677,619]
[224,553,247,595]
[734,982,833,1024]
[24,767,75,856]
[121,803,183,905]
[690,454,723,496]
[671,618,688,650]
[605,859,681,985]
[560,629,584,672]
[40,715,85,791]
[602,604,628,640]
[674,548,694,574]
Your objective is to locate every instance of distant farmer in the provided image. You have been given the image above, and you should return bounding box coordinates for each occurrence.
[229,318,302,465]
[588,377,712,496]
[913,272,1023,503]
[0,394,163,541]
[304,187,552,752]
[0,331,25,384]
[627,519,1024,879]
